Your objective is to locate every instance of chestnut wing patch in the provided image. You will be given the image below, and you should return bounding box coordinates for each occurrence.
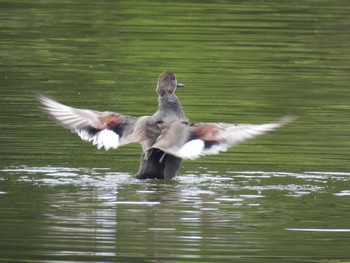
[190,123,222,150]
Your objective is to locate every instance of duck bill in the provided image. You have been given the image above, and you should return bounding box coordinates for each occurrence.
[176,82,185,87]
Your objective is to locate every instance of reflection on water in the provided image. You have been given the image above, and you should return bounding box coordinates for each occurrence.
[3,165,342,194]
[1,166,349,261]
[287,228,350,233]
[2,166,135,188]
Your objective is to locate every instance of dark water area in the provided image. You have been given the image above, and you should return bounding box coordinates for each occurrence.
[1,0,350,262]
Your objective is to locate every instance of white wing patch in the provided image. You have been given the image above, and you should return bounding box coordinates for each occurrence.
[202,143,228,156]
[77,129,120,151]
[175,139,205,160]
[77,129,92,141]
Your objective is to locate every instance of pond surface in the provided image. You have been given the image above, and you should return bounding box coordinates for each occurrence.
[1,166,350,262]
[1,0,350,262]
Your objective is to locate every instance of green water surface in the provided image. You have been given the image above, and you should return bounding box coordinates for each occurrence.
[0,1,349,262]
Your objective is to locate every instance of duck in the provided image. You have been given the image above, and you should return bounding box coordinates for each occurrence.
[37,71,295,179]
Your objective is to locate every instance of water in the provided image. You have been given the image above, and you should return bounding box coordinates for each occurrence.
[1,0,350,262]
[1,166,349,262]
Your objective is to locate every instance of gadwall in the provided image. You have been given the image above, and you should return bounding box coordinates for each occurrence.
[37,71,295,179]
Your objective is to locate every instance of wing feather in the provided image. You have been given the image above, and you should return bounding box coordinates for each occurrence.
[152,116,296,160]
[37,94,137,150]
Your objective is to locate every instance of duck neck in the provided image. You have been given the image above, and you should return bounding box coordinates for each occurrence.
[157,94,185,119]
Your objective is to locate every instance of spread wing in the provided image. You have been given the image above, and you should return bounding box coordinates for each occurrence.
[152,116,296,160]
[37,94,138,150]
